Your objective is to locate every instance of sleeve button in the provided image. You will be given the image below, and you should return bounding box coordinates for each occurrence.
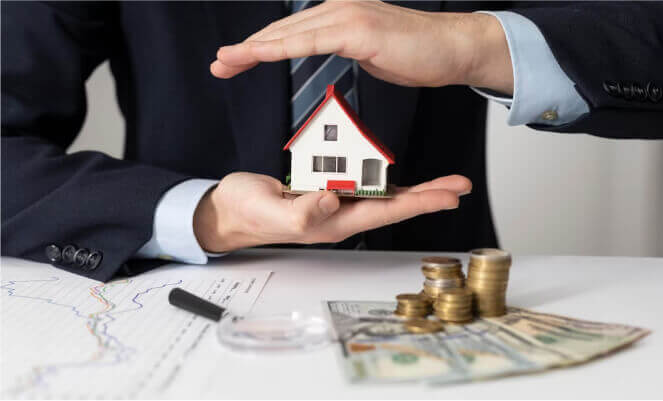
[602,81,622,97]
[61,245,77,264]
[541,110,558,121]
[632,83,647,102]
[45,244,62,263]
[647,81,662,102]
[74,248,90,268]
[86,251,103,271]
[622,83,634,100]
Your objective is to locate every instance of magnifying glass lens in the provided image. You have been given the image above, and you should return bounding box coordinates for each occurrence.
[217,311,331,353]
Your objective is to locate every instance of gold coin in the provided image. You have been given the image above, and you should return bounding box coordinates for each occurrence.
[404,318,444,334]
[396,293,431,303]
[422,268,464,280]
[396,308,431,314]
[436,287,472,298]
[476,309,507,318]
[467,270,510,279]
[394,309,430,318]
[421,256,462,268]
[434,304,472,311]
[422,287,458,297]
[396,305,432,312]
[469,248,511,261]
[467,281,508,290]
[434,301,472,309]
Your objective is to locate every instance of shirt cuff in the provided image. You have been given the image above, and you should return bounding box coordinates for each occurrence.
[472,11,590,126]
[136,178,225,264]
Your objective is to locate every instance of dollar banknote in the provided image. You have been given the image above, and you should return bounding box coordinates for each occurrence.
[325,301,650,385]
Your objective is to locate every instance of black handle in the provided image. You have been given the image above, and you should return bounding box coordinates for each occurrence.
[168,287,225,322]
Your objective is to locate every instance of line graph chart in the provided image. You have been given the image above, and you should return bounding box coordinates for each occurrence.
[1,261,271,399]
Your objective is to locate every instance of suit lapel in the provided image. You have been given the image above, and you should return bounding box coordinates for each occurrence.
[203,1,290,178]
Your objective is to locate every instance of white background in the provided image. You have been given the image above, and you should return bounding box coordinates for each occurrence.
[69,63,663,257]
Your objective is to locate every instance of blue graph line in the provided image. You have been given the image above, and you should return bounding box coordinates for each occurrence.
[2,277,184,397]
[1,277,89,320]
[94,280,184,358]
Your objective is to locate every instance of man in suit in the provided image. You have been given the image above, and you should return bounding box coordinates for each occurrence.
[2,2,662,282]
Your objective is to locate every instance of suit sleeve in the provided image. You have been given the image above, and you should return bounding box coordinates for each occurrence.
[1,2,191,281]
[511,2,663,139]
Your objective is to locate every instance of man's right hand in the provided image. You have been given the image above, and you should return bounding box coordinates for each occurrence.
[193,172,471,253]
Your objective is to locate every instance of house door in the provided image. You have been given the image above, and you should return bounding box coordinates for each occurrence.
[362,159,381,186]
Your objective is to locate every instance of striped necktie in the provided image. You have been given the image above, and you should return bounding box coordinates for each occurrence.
[289,1,358,131]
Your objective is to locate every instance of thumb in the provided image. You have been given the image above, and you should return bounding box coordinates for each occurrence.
[289,191,340,232]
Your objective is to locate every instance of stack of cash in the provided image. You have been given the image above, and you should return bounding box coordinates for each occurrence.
[466,248,512,317]
[432,287,473,323]
[420,257,465,298]
[394,293,432,318]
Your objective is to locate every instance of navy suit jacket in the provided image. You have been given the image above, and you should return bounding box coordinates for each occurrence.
[2,2,662,281]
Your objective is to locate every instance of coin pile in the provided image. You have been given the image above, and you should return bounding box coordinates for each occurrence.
[394,293,432,318]
[403,317,444,334]
[466,248,512,317]
[432,288,473,323]
[421,257,465,298]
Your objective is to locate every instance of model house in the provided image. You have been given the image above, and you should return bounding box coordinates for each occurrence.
[284,85,395,196]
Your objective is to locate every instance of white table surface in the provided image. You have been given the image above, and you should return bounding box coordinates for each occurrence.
[3,249,662,399]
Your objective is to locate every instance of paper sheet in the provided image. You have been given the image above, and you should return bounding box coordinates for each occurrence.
[1,260,271,399]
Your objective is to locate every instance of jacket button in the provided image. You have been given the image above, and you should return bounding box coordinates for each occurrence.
[61,245,77,264]
[86,251,103,271]
[74,248,90,268]
[632,83,647,101]
[647,81,662,102]
[45,244,62,263]
[602,81,622,97]
[622,83,634,100]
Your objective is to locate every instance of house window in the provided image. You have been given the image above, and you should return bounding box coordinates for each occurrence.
[323,156,336,172]
[312,156,346,173]
[362,159,381,185]
[312,156,322,172]
[324,125,338,141]
[337,157,346,173]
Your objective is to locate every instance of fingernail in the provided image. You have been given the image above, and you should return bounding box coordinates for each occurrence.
[460,191,471,196]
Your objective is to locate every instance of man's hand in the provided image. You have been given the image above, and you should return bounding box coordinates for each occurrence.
[193,172,471,253]
[211,0,513,94]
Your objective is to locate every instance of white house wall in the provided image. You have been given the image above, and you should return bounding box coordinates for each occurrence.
[289,99,388,192]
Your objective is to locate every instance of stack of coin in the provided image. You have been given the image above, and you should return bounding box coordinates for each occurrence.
[432,288,473,323]
[404,317,444,334]
[421,257,465,298]
[394,293,432,318]
[466,248,511,317]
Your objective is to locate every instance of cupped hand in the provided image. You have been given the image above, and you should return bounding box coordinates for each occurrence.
[210,0,512,94]
[193,172,471,253]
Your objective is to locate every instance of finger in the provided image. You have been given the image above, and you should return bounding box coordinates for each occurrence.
[210,60,257,79]
[309,189,457,242]
[287,190,340,234]
[407,175,472,195]
[219,25,349,66]
[325,189,460,237]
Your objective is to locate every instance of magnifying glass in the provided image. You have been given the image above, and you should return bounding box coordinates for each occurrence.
[168,288,331,353]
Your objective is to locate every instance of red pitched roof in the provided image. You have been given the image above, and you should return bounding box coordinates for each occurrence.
[283,85,395,164]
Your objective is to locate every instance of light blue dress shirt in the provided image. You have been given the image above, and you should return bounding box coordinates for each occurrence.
[473,11,589,125]
[136,10,590,264]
